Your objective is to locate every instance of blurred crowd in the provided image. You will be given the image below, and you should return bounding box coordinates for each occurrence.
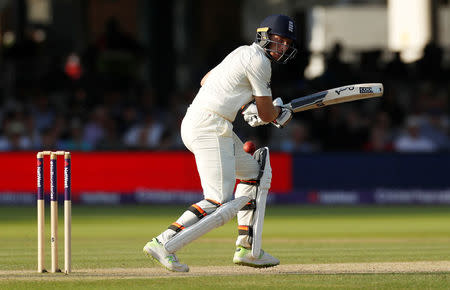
[0,22,449,153]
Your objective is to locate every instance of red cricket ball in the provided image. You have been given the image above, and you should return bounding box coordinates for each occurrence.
[243,141,256,155]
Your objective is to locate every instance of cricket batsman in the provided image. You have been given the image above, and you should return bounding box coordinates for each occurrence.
[143,14,297,272]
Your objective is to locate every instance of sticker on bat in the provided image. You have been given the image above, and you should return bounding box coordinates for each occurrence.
[335,86,355,95]
[359,87,373,93]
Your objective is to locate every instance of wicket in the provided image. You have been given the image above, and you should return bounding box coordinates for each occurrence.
[37,151,71,274]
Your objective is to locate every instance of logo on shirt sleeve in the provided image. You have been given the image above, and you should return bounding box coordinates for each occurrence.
[266,81,271,89]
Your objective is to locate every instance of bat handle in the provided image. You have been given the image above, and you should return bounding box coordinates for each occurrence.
[271,122,281,128]
[282,103,293,111]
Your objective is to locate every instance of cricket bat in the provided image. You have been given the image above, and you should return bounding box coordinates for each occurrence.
[285,83,383,113]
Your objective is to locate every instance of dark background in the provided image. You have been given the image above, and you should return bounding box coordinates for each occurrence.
[0,0,448,153]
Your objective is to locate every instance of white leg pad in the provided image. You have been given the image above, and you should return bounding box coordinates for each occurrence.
[251,147,271,258]
[165,196,250,253]
[252,188,268,257]
[235,182,257,248]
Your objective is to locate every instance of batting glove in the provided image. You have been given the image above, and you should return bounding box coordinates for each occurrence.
[242,103,269,127]
[271,97,293,128]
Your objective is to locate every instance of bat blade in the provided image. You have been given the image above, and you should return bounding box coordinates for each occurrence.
[287,83,383,113]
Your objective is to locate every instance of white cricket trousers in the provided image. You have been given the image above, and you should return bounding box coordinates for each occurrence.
[155,105,261,248]
[181,105,260,203]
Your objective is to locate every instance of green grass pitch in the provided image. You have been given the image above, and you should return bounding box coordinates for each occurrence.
[0,204,449,289]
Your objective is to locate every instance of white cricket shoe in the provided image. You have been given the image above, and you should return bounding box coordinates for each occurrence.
[233,246,279,268]
[143,238,189,272]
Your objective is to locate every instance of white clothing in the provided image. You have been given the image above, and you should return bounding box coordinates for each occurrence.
[184,42,273,202]
[192,43,272,122]
[123,122,164,148]
[181,106,259,203]
[394,135,437,153]
[156,42,272,251]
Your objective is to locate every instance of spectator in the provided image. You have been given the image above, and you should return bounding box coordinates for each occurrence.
[83,106,109,148]
[420,110,450,151]
[394,116,437,153]
[0,121,32,150]
[61,119,93,151]
[123,114,165,149]
[279,121,318,153]
[31,92,55,132]
[23,113,40,148]
[340,108,370,151]
[364,111,395,152]
[97,118,123,150]
[117,105,139,136]
[363,126,394,152]
[37,128,58,151]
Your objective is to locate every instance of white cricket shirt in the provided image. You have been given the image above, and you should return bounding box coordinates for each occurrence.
[192,43,272,122]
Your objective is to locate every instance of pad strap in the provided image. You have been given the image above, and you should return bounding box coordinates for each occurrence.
[188,204,208,219]
[168,222,185,233]
[239,180,259,186]
[164,196,250,253]
[238,225,253,236]
[240,199,256,211]
[205,198,223,207]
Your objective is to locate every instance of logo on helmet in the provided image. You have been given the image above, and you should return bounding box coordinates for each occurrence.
[288,21,294,32]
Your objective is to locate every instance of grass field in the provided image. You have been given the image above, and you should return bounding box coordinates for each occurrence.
[0,204,449,289]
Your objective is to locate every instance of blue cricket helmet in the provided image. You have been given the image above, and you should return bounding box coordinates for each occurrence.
[256,14,297,64]
[260,14,296,41]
